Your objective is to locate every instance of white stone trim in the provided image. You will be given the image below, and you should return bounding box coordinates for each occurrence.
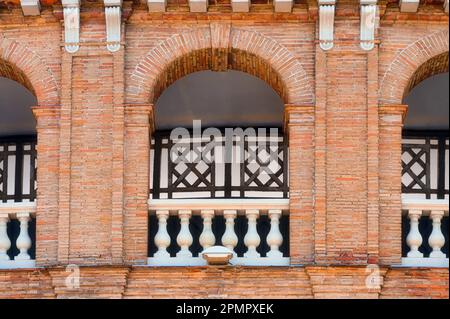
[402,198,449,213]
[20,0,41,16]
[189,0,208,13]
[274,0,293,13]
[399,0,420,13]
[444,0,449,14]
[231,0,250,12]
[147,256,290,267]
[62,0,81,54]
[318,0,336,51]
[400,257,449,268]
[147,0,167,12]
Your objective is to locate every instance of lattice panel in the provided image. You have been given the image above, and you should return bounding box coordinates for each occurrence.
[402,133,449,199]
[151,129,288,199]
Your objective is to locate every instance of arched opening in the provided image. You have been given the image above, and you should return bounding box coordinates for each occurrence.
[148,70,290,265]
[0,59,37,266]
[401,54,449,264]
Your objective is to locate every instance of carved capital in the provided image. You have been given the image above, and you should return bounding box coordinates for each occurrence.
[379,104,408,126]
[318,0,336,51]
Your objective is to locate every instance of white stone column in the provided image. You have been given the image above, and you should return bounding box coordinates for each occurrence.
[266,210,283,259]
[244,209,261,258]
[222,210,238,253]
[406,209,423,258]
[154,210,171,259]
[428,210,446,259]
[176,210,193,258]
[0,214,11,261]
[15,212,32,261]
[199,210,215,250]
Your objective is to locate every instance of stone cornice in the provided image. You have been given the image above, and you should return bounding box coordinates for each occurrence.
[124,104,155,131]
[379,104,408,122]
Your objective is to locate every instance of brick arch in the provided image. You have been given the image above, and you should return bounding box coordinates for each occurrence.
[127,26,314,106]
[0,36,59,106]
[379,29,449,105]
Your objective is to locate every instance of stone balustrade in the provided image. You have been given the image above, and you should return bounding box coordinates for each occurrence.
[147,199,290,266]
[0,202,36,269]
[402,198,449,268]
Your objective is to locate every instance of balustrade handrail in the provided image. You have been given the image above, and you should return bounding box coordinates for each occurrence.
[0,201,37,217]
[148,198,290,212]
[402,198,449,213]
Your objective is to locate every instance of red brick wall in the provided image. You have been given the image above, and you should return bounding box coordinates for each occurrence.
[0,266,447,299]
[0,2,448,298]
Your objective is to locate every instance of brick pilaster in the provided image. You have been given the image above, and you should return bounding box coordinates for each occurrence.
[378,105,408,265]
[285,105,315,265]
[123,104,154,265]
[32,106,60,267]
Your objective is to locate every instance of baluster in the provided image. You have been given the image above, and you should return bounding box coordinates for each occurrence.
[154,210,171,259]
[406,209,423,258]
[222,210,238,253]
[428,210,446,259]
[176,210,193,258]
[0,214,11,261]
[199,210,215,250]
[244,209,260,258]
[15,212,32,260]
[266,210,283,258]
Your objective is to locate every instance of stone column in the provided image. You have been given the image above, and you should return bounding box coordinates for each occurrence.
[123,104,154,264]
[378,104,408,265]
[32,106,60,266]
[285,104,315,265]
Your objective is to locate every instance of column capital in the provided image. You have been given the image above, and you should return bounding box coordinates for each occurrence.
[379,104,408,125]
[284,104,315,130]
[31,106,61,119]
[124,103,155,131]
[31,106,61,129]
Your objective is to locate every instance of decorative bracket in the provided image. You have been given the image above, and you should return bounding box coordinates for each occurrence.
[231,0,250,12]
[399,0,419,13]
[104,0,122,53]
[20,0,41,16]
[360,0,378,51]
[445,0,449,14]
[147,0,167,12]
[318,0,336,51]
[62,0,80,54]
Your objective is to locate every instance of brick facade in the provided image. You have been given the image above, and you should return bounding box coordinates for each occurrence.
[0,1,448,298]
